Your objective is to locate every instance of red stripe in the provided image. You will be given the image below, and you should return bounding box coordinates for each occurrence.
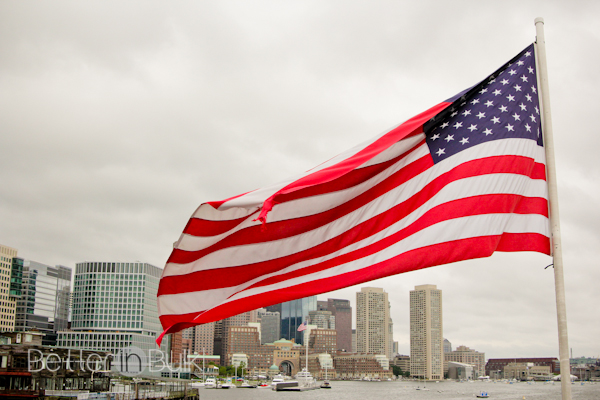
[184,215,253,237]
[157,232,549,340]
[255,102,452,223]
[159,156,547,296]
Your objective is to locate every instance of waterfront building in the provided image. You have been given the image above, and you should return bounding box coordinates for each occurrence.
[308,328,337,354]
[57,261,166,354]
[409,284,443,380]
[266,296,317,345]
[485,357,559,376]
[257,310,280,345]
[444,345,485,378]
[326,298,352,352]
[448,361,474,380]
[0,330,111,395]
[333,353,392,380]
[351,329,356,352]
[391,354,411,374]
[218,311,254,363]
[504,362,552,381]
[13,259,71,346]
[356,287,391,358]
[0,245,17,332]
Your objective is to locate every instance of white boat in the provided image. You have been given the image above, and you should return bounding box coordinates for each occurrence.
[220,379,236,389]
[203,378,217,389]
[296,368,318,389]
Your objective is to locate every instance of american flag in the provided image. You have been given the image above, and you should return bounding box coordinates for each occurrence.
[156,44,549,343]
[297,321,308,332]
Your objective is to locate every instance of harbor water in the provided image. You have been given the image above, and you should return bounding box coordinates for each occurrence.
[197,380,600,400]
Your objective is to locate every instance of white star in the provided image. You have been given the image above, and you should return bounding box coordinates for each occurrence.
[493,89,502,96]
[488,78,496,84]
[506,94,515,102]
[525,94,532,102]
[529,114,536,122]
[535,106,540,115]
[476,112,486,119]
[462,110,471,117]
[513,85,522,92]
[460,137,469,145]
[436,148,445,156]
[440,122,450,129]
[468,124,478,132]
[479,88,488,94]
[431,133,441,141]
[471,99,480,105]
[501,79,510,85]
[512,113,521,121]
[508,69,517,76]
[505,124,515,132]
[525,51,531,57]
[531,86,537,93]
[517,60,524,66]
[499,105,508,112]
[528,66,534,74]
[485,100,494,107]
[520,75,528,82]
[525,123,531,132]
[484,128,493,136]
[519,103,527,111]
[451,111,458,117]
[445,134,455,142]
[491,117,501,124]
[453,122,463,129]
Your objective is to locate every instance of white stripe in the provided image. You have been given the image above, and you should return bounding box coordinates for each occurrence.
[165,140,546,276]
[158,212,549,316]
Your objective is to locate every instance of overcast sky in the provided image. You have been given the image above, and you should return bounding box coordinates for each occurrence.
[1,1,599,360]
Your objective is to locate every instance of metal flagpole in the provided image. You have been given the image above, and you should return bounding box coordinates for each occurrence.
[534,17,572,400]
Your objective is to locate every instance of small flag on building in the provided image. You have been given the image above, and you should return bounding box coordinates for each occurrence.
[297,321,308,332]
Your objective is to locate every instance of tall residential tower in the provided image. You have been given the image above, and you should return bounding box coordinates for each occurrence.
[410,284,443,380]
[356,287,391,358]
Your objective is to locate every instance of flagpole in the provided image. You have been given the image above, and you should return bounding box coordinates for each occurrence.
[534,17,572,400]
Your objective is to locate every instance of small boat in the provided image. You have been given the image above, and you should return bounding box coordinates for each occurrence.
[476,392,490,398]
[239,381,257,388]
[203,378,217,389]
[220,379,236,389]
[257,382,271,388]
[320,380,331,389]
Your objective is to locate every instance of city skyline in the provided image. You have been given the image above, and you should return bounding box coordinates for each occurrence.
[1,246,595,361]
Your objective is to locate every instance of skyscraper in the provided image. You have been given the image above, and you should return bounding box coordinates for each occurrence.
[356,287,391,358]
[410,284,443,380]
[257,309,280,345]
[57,261,165,354]
[0,244,17,332]
[14,259,71,346]
[326,298,352,352]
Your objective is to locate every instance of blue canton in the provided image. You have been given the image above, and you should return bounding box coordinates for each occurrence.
[425,44,542,164]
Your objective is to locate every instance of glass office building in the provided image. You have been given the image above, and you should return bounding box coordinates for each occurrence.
[267,296,316,345]
[13,259,71,346]
[57,261,166,354]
